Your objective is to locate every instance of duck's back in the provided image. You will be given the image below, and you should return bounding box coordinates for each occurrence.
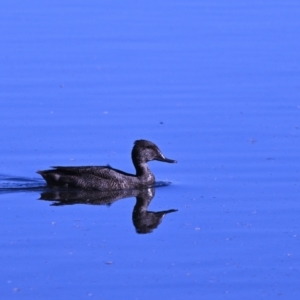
[38,166,141,190]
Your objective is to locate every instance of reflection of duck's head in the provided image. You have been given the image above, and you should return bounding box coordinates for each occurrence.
[37,140,177,191]
[133,209,178,234]
[132,187,178,234]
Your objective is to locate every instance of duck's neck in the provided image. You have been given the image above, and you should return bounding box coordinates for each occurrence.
[135,162,150,176]
[134,162,155,182]
[132,154,155,183]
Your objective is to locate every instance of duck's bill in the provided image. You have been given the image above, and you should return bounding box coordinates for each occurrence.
[156,156,177,163]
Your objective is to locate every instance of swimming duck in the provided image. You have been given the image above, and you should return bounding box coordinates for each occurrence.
[37,140,177,190]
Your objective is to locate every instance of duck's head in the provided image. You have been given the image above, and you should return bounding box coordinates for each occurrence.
[132,140,177,164]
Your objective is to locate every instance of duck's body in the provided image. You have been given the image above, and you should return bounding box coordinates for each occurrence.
[37,140,176,191]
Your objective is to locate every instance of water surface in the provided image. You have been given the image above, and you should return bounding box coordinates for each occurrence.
[0,0,300,299]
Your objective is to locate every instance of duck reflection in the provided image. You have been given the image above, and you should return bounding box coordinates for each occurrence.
[39,187,177,234]
[132,188,177,234]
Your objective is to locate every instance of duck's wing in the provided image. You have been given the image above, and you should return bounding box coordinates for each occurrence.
[52,166,107,174]
[51,166,114,179]
[51,166,134,179]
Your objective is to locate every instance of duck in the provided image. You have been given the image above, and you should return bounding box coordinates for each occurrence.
[37,140,177,190]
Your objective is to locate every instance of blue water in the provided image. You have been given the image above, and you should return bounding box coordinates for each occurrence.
[1,1,300,299]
